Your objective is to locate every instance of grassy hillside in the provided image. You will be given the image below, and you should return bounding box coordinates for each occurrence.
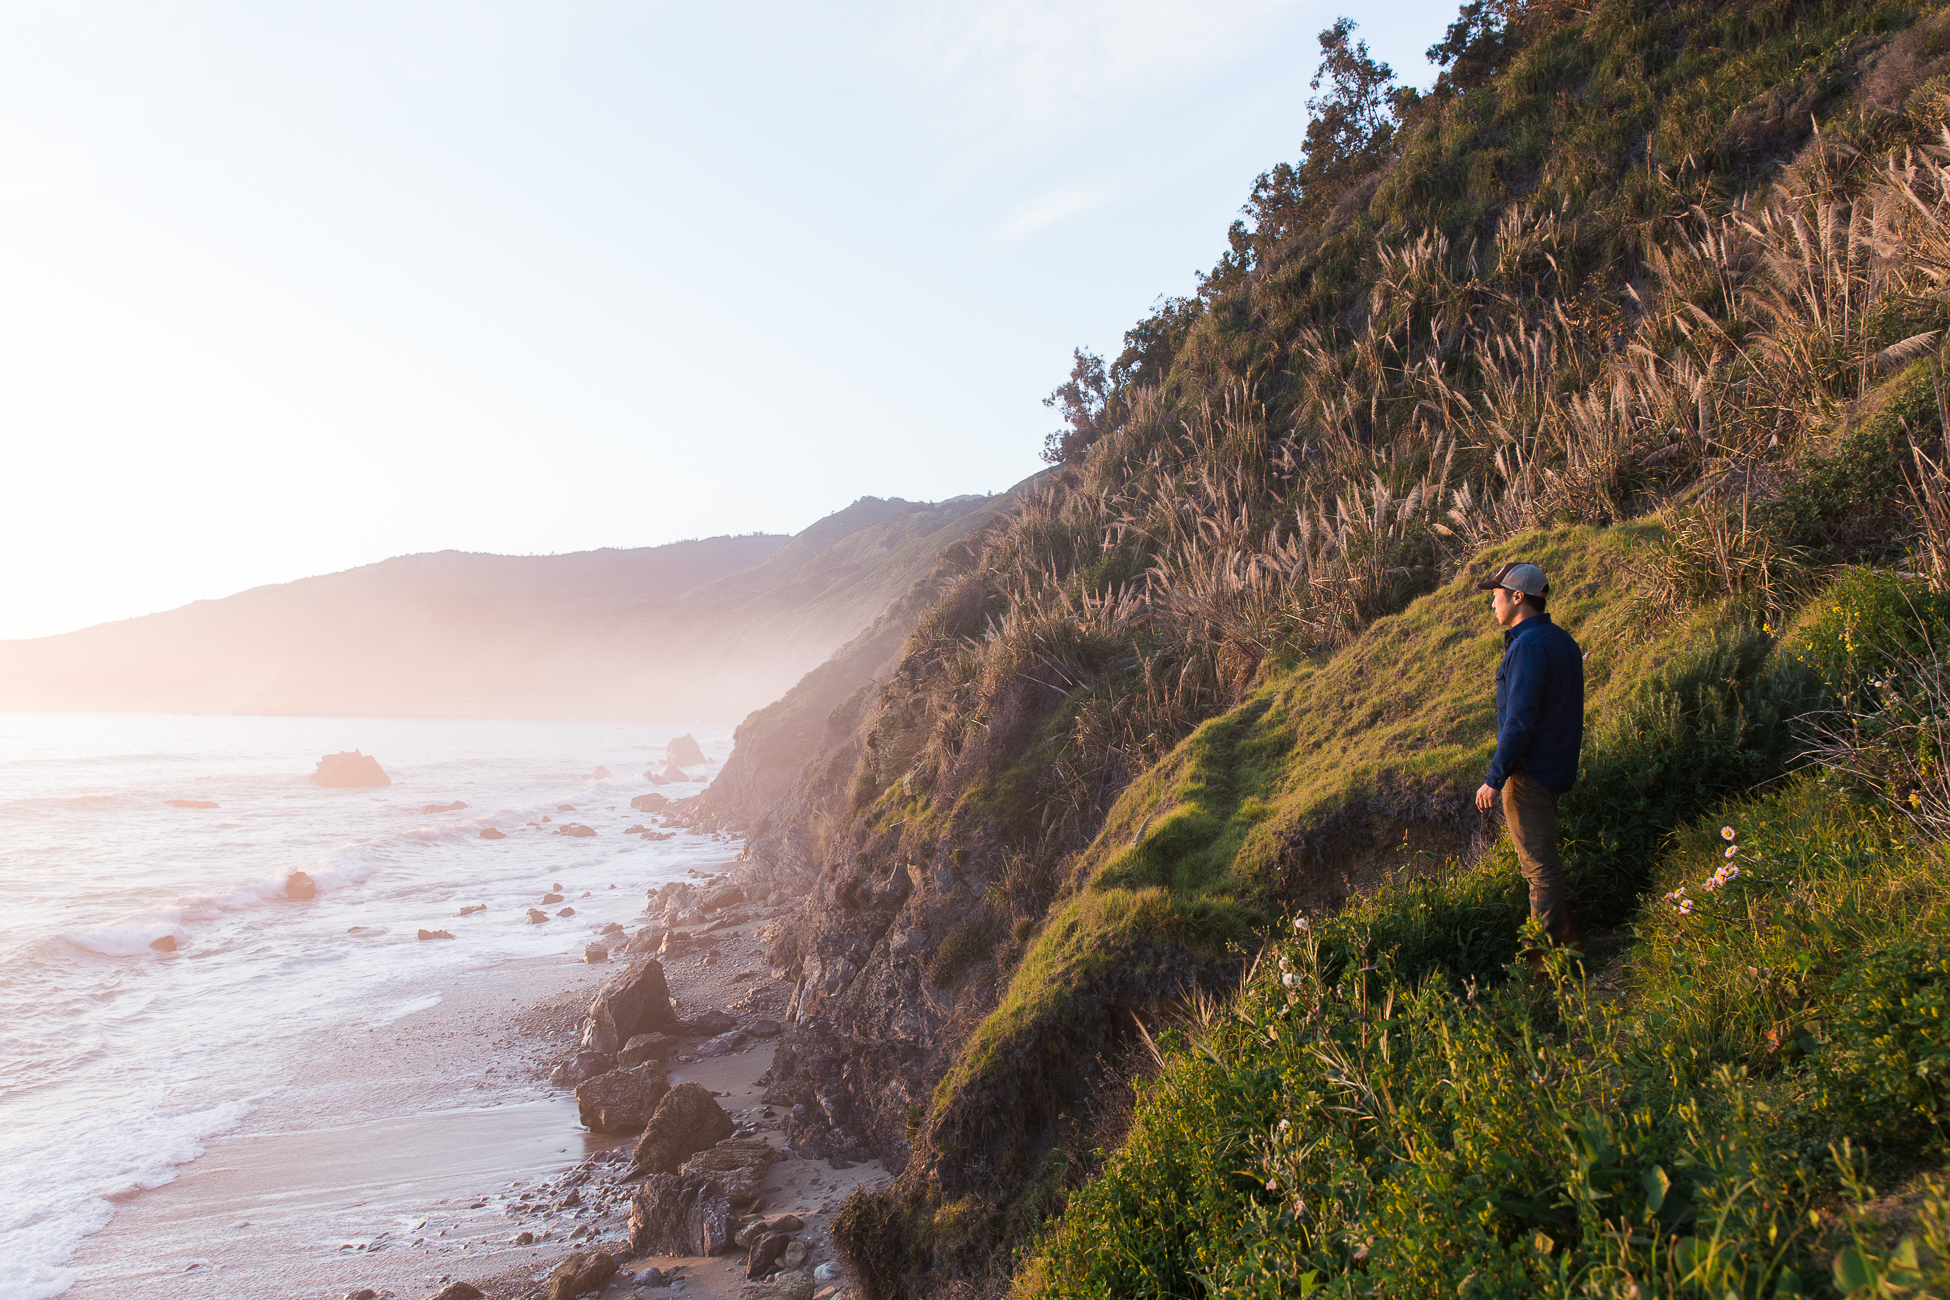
[1018,570,1950,1298]
[734,2,1950,1295]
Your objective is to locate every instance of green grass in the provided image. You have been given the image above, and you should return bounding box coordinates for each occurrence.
[899,522,1840,1270]
[1013,573,1950,1299]
[1018,775,1950,1299]
[930,521,1799,1141]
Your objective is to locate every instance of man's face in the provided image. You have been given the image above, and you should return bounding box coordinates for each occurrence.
[1490,585,1524,628]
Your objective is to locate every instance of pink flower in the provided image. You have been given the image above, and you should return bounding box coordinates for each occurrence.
[1722,827,1736,841]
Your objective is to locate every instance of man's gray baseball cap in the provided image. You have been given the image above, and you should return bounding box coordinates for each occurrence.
[1474,561,1548,597]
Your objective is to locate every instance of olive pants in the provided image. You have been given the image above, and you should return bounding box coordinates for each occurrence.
[1501,772,1579,948]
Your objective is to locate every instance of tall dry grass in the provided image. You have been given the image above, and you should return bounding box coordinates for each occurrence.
[874,132,1950,861]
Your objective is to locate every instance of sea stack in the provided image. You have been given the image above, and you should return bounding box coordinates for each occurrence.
[665,734,706,767]
[311,750,390,787]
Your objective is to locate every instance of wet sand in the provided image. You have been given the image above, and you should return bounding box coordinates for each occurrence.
[58,894,884,1300]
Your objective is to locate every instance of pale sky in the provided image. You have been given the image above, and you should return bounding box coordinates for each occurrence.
[0,0,1457,640]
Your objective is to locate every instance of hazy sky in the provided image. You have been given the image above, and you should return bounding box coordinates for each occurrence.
[1,0,1457,640]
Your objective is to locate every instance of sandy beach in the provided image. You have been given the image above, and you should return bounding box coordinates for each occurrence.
[58,888,881,1300]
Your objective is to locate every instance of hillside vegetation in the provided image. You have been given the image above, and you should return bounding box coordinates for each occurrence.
[722,1,1950,1296]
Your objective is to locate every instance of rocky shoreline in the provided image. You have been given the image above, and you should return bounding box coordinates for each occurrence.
[329,874,880,1300]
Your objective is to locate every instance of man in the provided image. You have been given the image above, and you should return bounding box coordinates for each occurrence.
[1471,561,1585,952]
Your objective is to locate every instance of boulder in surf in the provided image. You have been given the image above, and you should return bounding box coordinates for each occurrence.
[311,750,390,787]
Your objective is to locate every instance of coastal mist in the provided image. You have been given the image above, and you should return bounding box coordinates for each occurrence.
[0,712,734,1300]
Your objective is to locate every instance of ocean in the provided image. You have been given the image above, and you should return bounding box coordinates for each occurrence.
[0,712,735,1300]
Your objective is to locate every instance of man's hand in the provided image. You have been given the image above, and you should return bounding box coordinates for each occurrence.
[1475,782,1498,812]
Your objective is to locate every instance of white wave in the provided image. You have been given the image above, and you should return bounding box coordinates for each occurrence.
[0,1097,250,1300]
[59,918,185,958]
[370,993,442,1025]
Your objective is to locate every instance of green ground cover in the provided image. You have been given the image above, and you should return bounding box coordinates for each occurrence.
[1015,571,1950,1298]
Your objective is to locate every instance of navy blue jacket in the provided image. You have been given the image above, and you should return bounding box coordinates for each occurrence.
[1487,613,1584,794]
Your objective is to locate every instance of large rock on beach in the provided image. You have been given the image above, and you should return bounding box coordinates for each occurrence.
[630,793,669,813]
[767,1270,817,1300]
[682,1138,780,1208]
[575,1062,670,1132]
[151,934,178,952]
[550,1050,615,1088]
[695,1029,748,1058]
[633,1081,735,1174]
[583,959,676,1053]
[703,885,745,912]
[620,1031,676,1067]
[285,871,317,901]
[479,827,505,839]
[555,823,597,837]
[423,1284,484,1300]
[748,1232,789,1279]
[311,750,390,787]
[682,1009,737,1038]
[628,1173,732,1256]
[544,1250,617,1300]
[527,908,549,924]
[623,926,664,956]
[666,734,707,767]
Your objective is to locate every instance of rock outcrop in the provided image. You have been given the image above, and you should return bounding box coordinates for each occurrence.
[630,792,669,813]
[550,1050,615,1088]
[619,1031,676,1067]
[555,823,597,837]
[666,734,707,767]
[748,1232,790,1279]
[651,765,688,785]
[479,827,505,839]
[588,766,612,780]
[582,960,676,1053]
[285,871,317,900]
[544,1250,616,1300]
[628,1172,731,1256]
[423,1283,484,1300]
[681,1138,780,1208]
[575,1063,669,1132]
[632,1081,735,1174]
[311,750,390,787]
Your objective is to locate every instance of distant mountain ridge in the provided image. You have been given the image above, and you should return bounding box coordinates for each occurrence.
[0,492,1015,721]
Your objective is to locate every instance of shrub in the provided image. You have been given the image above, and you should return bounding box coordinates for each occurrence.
[1817,938,1950,1150]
